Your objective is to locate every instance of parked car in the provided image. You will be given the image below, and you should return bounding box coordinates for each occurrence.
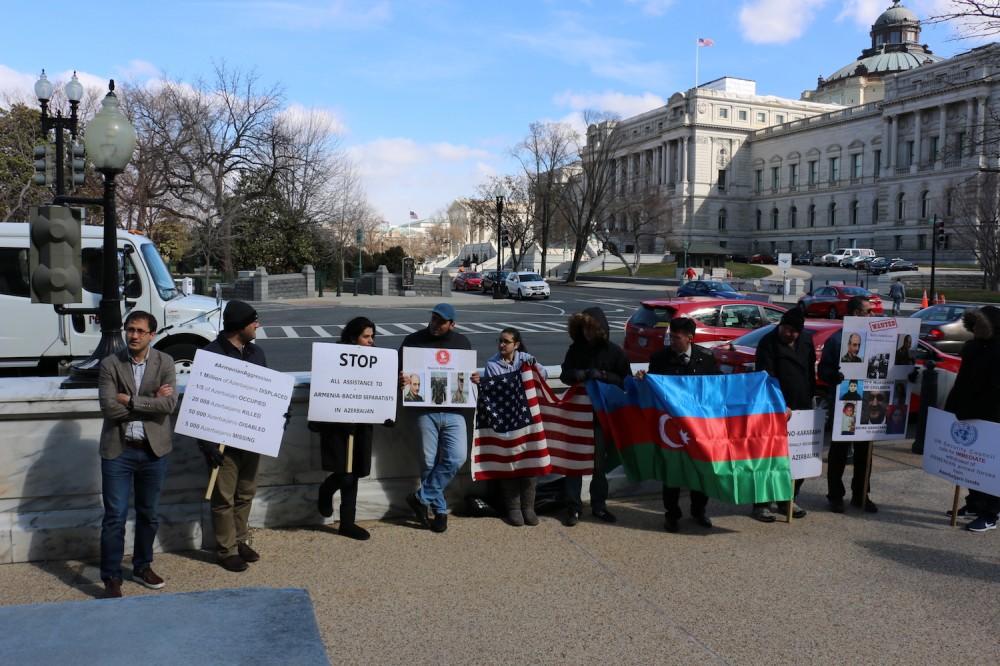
[711,320,961,412]
[793,252,816,265]
[623,297,786,362]
[911,304,975,354]
[822,247,875,267]
[480,270,509,293]
[676,280,747,299]
[728,253,749,263]
[866,257,891,275]
[797,285,884,319]
[840,255,872,269]
[749,253,776,264]
[505,271,550,300]
[452,271,483,291]
[888,258,919,272]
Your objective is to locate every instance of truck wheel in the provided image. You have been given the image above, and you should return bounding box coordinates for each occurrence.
[161,343,199,378]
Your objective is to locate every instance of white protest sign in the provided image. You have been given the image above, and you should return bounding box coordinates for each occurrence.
[401,347,477,408]
[923,407,1000,496]
[308,343,398,423]
[777,253,792,269]
[175,349,294,457]
[788,409,825,480]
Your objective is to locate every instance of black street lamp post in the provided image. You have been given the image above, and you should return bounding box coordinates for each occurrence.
[34,70,84,198]
[492,193,504,300]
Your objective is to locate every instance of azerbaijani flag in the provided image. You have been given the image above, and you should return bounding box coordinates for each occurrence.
[588,373,792,504]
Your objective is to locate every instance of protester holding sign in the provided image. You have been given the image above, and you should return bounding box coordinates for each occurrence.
[198,300,269,572]
[943,306,1000,533]
[309,317,382,541]
[753,308,814,522]
[818,296,877,514]
[398,303,478,533]
[559,307,631,527]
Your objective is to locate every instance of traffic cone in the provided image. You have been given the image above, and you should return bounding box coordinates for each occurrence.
[941,293,946,304]
[920,290,928,308]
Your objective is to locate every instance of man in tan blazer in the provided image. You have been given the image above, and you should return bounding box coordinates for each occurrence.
[97,310,177,598]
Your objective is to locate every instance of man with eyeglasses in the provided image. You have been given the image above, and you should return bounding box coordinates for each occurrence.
[818,296,878,514]
[97,310,177,598]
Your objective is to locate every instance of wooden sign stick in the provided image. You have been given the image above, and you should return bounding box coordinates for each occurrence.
[950,485,961,528]
[861,442,874,506]
[787,481,795,523]
[346,434,354,474]
[204,444,227,500]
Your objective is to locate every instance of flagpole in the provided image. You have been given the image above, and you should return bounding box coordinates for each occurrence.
[694,38,699,90]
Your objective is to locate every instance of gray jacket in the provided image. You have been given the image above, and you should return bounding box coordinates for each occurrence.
[98,348,178,459]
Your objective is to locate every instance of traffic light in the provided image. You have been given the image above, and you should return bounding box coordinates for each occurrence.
[936,219,946,249]
[32,144,54,186]
[499,227,510,247]
[29,205,83,304]
[68,141,86,189]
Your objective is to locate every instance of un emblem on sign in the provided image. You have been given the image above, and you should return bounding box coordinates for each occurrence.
[950,421,978,448]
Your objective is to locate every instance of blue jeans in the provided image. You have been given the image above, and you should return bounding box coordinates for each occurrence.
[100,447,169,581]
[415,411,468,515]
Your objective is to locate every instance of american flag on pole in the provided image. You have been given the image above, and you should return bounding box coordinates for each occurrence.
[409,210,419,220]
[472,364,595,480]
[697,37,714,47]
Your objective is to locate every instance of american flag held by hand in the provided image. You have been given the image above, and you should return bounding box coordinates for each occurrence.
[472,364,595,480]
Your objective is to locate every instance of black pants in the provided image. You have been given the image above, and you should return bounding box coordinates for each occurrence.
[827,441,871,500]
[663,486,708,519]
[968,489,1000,520]
[320,472,359,525]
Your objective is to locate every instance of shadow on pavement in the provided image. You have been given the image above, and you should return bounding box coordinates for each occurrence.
[858,539,1000,581]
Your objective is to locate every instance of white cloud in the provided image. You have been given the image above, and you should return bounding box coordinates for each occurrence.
[624,0,676,16]
[348,138,500,224]
[739,0,827,44]
[235,0,391,29]
[116,59,163,82]
[836,0,884,27]
[279,103,348,136]
[554,90,665,118]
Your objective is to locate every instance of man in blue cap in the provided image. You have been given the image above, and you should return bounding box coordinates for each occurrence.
[398,303,478,533]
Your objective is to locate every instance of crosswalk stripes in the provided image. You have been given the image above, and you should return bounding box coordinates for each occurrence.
[393,323,419,333]
[257,318,630,340]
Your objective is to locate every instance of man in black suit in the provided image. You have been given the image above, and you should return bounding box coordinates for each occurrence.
[637,317,720,532]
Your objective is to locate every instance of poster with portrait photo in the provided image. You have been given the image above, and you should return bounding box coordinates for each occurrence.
[833,378,912,441]
[839,316,920,382]
[401,347,477,407]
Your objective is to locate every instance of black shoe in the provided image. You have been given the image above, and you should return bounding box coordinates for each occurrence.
[103,578,123,598]
[563,510,580,527]
[237,542,260,563]
[692,513,713,528]
[827,496,845,514]
[406,492,430,528]
[752,506,777,523]
[947,505,977,518]
[664,515,680,533]
[851,496,878,513]
[592,508,617,523]
[777,501,808,519]
[430,513,448,533]
[339,523,371,541]
[219,555,248,572]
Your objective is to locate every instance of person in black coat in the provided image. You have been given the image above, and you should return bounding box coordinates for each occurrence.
[309,317,381,541]
[560,306,632,527]
[944,306,1000,532]
[637,317,719,533]
[753,308,815,522]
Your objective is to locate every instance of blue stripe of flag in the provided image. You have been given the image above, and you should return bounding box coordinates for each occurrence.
[589,372,787,418]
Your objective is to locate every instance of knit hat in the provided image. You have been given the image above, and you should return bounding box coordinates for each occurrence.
[780,308,805,333]
[223,300,258,332]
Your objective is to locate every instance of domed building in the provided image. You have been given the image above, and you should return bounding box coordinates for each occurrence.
[802,1,944,105]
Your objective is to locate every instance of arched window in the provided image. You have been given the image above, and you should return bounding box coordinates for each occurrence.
[808,204,816,227]
[920,190,930,219]
[897,193,906,220]
[718,209,727,231]
[828,202,837,226]
[872,199,880,224]
[756,209,762,231]
[789,206,798,228]
[771,208,779,230]
[850,200,859,225]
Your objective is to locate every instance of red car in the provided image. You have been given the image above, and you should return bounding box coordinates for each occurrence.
[749,253,777,264]
[797,285,883,319]
[452,271,483,291]
[711,320,961,412]
[623,297,787,362]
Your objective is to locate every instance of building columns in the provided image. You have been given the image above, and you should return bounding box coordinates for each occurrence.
[911,110,922,173]
[936,103,947,169]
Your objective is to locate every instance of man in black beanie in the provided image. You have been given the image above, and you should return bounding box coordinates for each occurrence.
[753,307,815,522]
[198,300,268,572]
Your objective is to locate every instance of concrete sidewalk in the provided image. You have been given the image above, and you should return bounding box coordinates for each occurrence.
[1,441,997,664]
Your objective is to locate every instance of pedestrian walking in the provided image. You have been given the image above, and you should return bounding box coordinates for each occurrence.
[560,307,631,527]
[889,278,906,316]
[310,316,381,541]
[97,310,177,598]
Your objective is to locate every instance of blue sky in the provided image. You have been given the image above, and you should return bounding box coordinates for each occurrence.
[0,0,981,225]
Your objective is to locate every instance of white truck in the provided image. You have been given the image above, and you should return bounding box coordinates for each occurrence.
[0,222,222,377]
[821,247,875,267]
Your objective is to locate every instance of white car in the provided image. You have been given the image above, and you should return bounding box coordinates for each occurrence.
[505,271,550,300]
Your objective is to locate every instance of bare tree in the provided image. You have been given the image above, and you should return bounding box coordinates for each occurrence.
[926,1,1000,37]
[466,174,537,270]
[556,111,625,283]
[513,121,577,275]
[952,171,1000,288]
[594,190,672,275]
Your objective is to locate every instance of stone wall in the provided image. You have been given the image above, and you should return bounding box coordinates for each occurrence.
[343,267,452,297]
[220,266,316,301]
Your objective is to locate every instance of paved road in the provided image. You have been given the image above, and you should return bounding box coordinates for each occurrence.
[253,284,666,372]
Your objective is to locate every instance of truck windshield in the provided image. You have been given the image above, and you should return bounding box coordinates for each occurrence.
[140,243,179,300]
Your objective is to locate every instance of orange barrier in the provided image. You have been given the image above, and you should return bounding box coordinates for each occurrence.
[921,290,929,308]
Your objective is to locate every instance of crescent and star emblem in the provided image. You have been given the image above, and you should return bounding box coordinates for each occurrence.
[658,414,692,449]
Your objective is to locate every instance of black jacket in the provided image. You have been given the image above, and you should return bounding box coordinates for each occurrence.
[945,310,1000,423]
[817,328,844,401]
[399,325,473,413]
[755,328,816,410]
[203,333,268,368]
[560,307,632,387]
[648,344,719,376]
